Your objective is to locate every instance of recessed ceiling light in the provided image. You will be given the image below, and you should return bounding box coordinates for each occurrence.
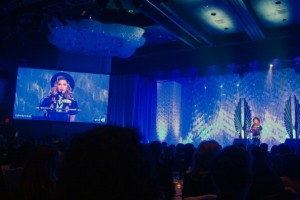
[275,1,281,4]
[211,12,216,16]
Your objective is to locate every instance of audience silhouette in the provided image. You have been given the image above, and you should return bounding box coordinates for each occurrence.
[211,145,253,200]
[2,126,300,200]
[56,126,161,200]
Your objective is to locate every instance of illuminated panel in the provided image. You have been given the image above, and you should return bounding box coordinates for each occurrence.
[157,68,300,147]
[156,81,181,142]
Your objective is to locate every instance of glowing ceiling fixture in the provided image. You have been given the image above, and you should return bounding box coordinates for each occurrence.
[197,6,235,32]
[47,18,145,58]
[255,0,291,25]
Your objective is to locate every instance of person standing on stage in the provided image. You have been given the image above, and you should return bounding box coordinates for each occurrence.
[40,72,79,122]
[251,117,263,146]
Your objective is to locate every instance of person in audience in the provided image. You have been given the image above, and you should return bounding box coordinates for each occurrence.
[211,145,253,200]
[280,153,300,197]
[269,145,283,176]
[56,126,162,200]
[182,143,195,174]
[40,72,78,122]
[277,143,292,156]
[161,144,176,173]
[162,142,168,152]
[234,142,246,149]
[182,140,220,199]
[2,140,33,200]
[247,146,285,200]
[148,141,175,200]
[260,143,268,152]
[174,143,185,179]
[14,145,58,200]
[270,145,278,155]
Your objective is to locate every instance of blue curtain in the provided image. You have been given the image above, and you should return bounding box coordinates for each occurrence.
[107,74,157,143]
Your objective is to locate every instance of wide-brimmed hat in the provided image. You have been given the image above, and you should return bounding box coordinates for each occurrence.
[50,72,75,90]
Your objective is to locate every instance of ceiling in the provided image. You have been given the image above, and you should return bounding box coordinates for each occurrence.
[1,0,300,74]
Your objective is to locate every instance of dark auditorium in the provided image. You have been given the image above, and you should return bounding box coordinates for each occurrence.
[1,1,300,200]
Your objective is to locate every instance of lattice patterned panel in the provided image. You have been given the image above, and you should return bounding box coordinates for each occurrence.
[156,81,181,144]
[157,68,300,147]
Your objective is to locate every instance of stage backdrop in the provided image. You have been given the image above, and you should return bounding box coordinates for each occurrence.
[157,68,300,147]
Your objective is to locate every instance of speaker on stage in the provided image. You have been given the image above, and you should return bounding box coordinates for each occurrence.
[233,139,251,148]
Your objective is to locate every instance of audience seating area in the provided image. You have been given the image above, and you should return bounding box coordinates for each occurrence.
[1,125,300,200]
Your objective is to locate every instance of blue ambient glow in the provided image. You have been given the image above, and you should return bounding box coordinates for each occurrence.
[156,68,300,147]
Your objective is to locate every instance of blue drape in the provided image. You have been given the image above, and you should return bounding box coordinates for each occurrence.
[107,74,157,143]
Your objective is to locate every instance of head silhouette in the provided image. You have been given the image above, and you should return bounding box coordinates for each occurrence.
[211,145,253,199]
[56,126,160,200]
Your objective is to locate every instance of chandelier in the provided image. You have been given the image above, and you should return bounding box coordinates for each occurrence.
[48,18,146,58]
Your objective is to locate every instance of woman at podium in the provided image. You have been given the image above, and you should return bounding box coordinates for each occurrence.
[40,72,79,122]
[250,117,263,146]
